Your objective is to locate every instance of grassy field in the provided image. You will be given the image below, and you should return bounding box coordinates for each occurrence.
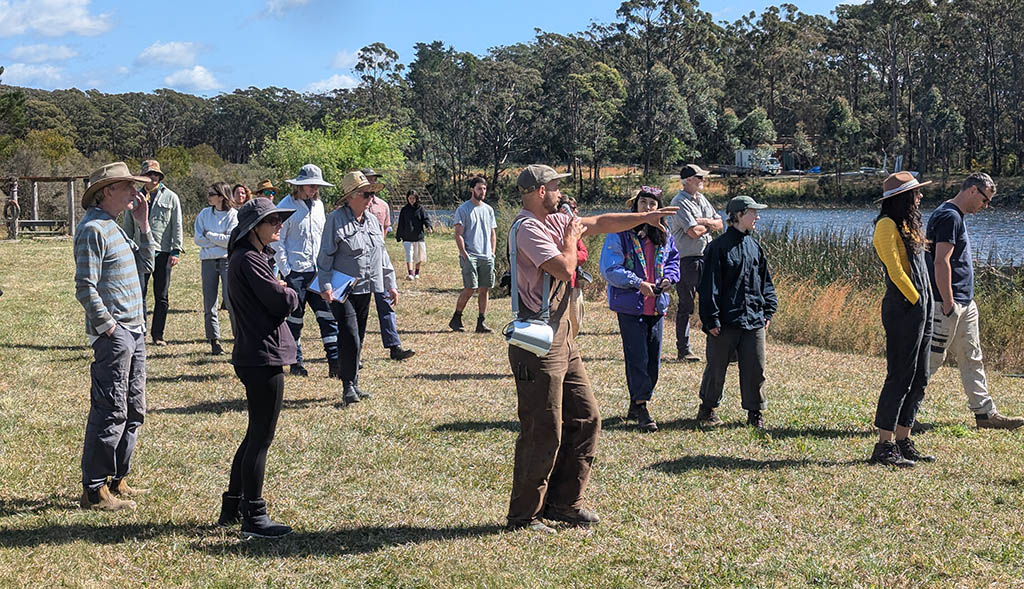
[2,233,1024,587]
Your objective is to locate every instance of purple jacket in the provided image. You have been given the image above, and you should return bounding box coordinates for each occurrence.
[600,230,680,315]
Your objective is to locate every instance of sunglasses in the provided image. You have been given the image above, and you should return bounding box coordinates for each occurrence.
[359,191,376,199]
[262,215,284,226]
[978,187,994,204]
[261,189,275,196]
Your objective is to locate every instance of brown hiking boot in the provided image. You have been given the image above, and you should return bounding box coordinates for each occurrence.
[80,485,137,511]
[976,412,1024,430]
[696,405,723,426]
[109,478,149,497]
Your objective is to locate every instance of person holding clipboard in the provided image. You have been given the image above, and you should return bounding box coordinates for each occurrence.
[317,170,400,406]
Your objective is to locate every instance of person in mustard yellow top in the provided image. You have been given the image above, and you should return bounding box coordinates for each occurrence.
[869,172,935,468]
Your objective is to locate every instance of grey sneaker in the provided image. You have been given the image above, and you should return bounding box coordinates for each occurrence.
[976,412,1024,430]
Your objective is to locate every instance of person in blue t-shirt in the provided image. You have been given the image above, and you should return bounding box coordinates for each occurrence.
[925,172,1024,430]
[449,175,498,333]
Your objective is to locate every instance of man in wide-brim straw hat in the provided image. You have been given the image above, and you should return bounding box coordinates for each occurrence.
[74,162,157,511]
[274,163,339,378]
[316,170,399,405]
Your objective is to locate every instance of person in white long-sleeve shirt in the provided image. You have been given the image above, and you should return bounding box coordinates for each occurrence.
[194,182,239,355]
[273,164,339,377]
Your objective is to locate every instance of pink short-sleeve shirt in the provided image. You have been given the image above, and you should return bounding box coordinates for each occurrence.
[511,209,572,313]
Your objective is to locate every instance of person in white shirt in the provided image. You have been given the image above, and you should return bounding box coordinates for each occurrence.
[193,182,239,356]
[273,164,340,378]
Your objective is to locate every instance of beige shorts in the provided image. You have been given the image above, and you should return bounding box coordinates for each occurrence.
[403,240,427,263]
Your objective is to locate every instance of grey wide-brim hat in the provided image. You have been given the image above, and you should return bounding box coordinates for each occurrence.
[229,197,296,248]
[286,163,334,187]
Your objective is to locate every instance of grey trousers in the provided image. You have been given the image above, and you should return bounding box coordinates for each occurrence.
[698,325,767,413]
[82,325,146,491]
[201,258,235,341]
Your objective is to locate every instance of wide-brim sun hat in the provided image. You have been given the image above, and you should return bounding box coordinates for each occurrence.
[286,163,334,187]
[229,197,296,247]
[340,170,384,200]
[878,171,932,202]
[82,162,152,209]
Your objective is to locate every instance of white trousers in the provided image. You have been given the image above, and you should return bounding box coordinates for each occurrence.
[928,300,995,416]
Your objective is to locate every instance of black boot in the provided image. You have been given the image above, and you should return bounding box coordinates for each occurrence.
[240,498,292,538]
[475,315,494,333]
[342,381,360,406]
[449,311,465,332]
[217,492,241,526]
[210,339,223,356]
[328,359,340,379]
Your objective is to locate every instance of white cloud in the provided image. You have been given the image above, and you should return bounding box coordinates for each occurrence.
[304,73,358,94]
[9,43,76,62]
[164,65,220,92]
[331,49,358,69]
[136,41,201,68]
[264,0,309,16]
[1,62,64,86]
[0,0,111,38]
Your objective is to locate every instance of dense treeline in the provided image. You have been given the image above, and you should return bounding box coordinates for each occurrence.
[1,0,1021,204]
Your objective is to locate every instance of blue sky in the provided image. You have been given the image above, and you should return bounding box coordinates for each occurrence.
[0,0,846,95]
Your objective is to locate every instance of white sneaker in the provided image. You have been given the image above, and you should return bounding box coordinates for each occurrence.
[413,274,420,280]
[406,274,415,281]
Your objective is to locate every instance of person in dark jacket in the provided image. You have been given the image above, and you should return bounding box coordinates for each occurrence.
[395,189,433,279]
[219,197,298,538]
[599,187,680,432]
[696,195,777,430]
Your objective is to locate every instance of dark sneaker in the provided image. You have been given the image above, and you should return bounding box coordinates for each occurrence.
[696,406,723,426]
[355,385,372,400]
[389,346,416,361]
[635,403,658,433]
[896,437,935,462]
[869,441,915,468]
[542,505,600,527]
[210,339,223,356]
[747,411,765,430]
[677,351,701,362]
[476,317,494,333]
[976,412,1024,430]
[152,338,167,347]
[290,364,308,377]
[342,382,360,406]
[449,312,465,332]
[506,519,556,534]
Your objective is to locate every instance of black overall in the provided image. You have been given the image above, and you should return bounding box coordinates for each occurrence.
[874,231,933,431]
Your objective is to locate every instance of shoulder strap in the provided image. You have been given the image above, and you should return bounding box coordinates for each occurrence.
[509,218,551,322]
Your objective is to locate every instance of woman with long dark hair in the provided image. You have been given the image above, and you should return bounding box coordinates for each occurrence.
[233,184,252,206]
[219,197,298,538]
[193,182,237,355]
[395,189,433,280]
[599,187,679,432]
[870,172,935,467]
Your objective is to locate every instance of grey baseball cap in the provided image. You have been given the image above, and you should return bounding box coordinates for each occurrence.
[517,164,570,192]
[726,195,768,214]
[680,163,711,180]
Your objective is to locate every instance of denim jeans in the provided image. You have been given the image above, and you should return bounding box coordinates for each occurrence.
[373,291,401,349]
[617,313,663,403]
[141,251,172,340]
[201,258,234,340]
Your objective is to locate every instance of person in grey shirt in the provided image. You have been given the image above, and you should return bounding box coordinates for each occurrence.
[449,175,497,333]
[668,164,723,362]
[317,171,399,406]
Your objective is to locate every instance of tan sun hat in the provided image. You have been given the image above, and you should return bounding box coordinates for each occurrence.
[140,159,164,180]
[878,171,932,202]
[82,162,152,209]
[340,170,384,200]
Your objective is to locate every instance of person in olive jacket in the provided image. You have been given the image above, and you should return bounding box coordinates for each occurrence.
[695,195,777,430]
[219,197,298,539]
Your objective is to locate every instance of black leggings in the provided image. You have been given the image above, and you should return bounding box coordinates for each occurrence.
[228,365,284,499]
[331,293,372,383]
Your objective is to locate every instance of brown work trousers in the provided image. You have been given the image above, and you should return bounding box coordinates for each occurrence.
[507,313,601,525]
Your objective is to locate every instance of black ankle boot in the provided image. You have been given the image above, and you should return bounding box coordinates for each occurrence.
[217,492,241,526]
[241,498,292,538]
[342,381,360,405]
[328,359,340,379]
[449,311,465,332]
[210,339,223,356]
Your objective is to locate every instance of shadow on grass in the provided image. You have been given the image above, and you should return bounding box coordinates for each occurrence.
[395,330,466,335]
[651,454,864,473]
[413,372,510,382]
[148,373,230,384]
[150,397,324,415]
[0,496,68,517]
[193,524,505,557]
[162,338,208,345]
[603,416,746,432]
[433,420,519,433]
[0,342,88,351]
[0,522,214,548]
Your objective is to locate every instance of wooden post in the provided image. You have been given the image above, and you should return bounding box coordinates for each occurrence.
[67,180,76,237]
[32,181,38,220]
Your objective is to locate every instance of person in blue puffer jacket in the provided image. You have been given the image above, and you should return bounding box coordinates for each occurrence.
[600,187,680,433]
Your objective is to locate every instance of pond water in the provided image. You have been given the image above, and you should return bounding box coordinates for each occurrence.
[427,206,1024,265]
